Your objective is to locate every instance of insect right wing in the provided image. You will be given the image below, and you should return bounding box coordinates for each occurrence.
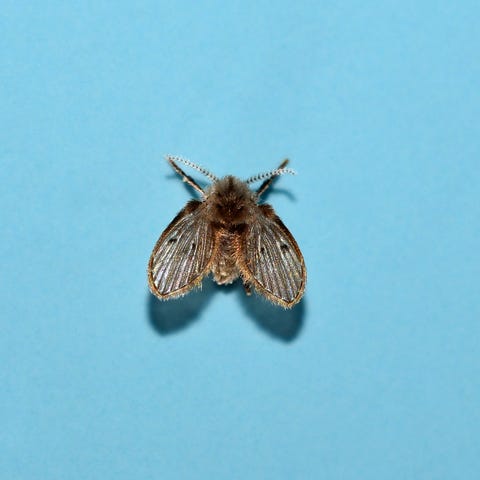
[240,204,306,308]
[148,200,216,299]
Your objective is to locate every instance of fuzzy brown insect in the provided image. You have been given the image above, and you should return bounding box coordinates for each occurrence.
[147,156,306,308]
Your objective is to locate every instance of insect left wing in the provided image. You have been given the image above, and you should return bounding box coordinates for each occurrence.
[148,200,215,299]
[240,205,306,308]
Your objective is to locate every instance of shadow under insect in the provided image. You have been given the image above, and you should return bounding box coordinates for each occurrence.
[147,280,305,342]
[147,280,216,335]
[238,290,305,342]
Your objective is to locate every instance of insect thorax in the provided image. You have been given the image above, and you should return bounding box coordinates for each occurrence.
[205,176,257,226]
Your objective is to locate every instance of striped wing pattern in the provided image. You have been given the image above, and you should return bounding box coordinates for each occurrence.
[149,204,215,298]
[243,212,305,306]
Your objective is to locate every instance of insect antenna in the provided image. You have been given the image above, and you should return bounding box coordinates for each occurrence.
[166,155,219,183]
[167,156,206,196]
[245,159,296,197]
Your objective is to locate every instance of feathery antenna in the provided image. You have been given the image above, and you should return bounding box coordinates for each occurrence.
[245,167,296,185]
[166,155,219,183]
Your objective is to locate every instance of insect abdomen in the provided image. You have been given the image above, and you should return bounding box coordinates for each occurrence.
[211,230,241,285]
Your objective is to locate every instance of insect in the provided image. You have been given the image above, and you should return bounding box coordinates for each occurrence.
[147,156,306,308]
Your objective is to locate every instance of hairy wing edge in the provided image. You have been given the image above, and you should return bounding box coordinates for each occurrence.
[148,201,216,299]
[239,205,306,308]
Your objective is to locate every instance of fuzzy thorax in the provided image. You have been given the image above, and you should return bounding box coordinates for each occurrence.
[204,176,257,226]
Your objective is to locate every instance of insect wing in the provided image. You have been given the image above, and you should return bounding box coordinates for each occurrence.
[148,201,215,298]
[242,205,306,307]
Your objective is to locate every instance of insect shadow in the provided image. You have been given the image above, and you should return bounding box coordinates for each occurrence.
[147,282,305,342]
[238,290,306,342]
[147,280,216,335]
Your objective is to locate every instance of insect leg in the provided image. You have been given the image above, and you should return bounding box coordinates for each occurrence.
[167,157,205,196]
[243,281,252,296]
[256,159,289,197]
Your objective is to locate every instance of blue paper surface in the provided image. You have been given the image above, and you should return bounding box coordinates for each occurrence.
[1,2,479,479]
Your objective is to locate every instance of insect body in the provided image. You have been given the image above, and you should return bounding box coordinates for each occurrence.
[147,156,306,308]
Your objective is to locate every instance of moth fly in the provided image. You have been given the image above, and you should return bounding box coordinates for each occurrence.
[147,156,306,308]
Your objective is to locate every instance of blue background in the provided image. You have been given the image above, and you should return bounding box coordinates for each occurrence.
[1,1,479,479]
